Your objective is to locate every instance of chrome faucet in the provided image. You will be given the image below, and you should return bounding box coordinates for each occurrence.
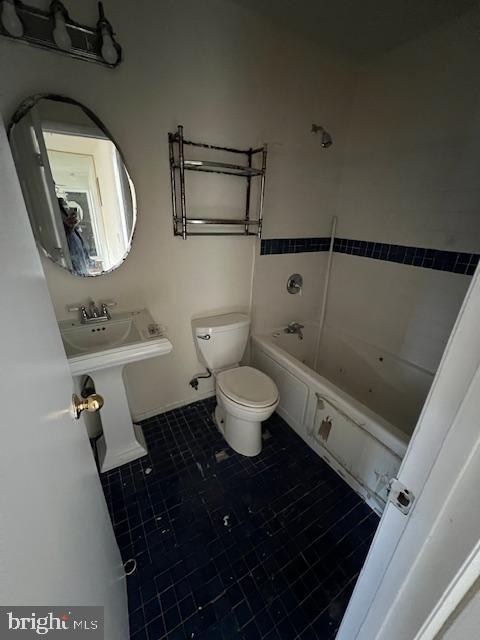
[88,300,100,319]
[69,300,114,324]
[284,322,304,339]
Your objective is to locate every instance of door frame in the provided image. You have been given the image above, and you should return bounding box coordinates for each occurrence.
[337,266,480,639]
[414,539,480,640]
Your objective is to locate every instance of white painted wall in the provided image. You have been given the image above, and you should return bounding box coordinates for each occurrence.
[0,0,355,419]
[252,252,329,334]
[250,45,354,335]
[336,10,480,251]
[315,11,480,432]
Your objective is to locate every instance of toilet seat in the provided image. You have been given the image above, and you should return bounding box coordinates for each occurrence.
[217,366,279,408]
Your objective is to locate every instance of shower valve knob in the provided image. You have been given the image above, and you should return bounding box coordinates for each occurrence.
[287,273,303,294]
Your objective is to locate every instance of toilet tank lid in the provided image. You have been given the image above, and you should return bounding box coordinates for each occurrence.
[193,313,250,335]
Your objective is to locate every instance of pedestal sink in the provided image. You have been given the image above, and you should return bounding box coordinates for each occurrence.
[59,309,172,472]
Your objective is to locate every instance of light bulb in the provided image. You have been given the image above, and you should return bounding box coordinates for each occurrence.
[53,10,71,51]
[1,0,23,38]
[100,26,118,65]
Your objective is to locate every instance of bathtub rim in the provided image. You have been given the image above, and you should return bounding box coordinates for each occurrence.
[252,332,409,459]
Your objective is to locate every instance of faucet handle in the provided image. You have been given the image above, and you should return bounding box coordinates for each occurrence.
[100,302,112,320]
[66,304,89,323]
[66,304,81,313]
[100,300,117,316]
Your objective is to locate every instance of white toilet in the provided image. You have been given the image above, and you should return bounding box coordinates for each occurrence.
[193,313,279,456]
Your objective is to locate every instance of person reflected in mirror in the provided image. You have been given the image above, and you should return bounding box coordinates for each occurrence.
[58,197,92,276]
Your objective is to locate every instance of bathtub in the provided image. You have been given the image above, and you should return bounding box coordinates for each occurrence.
[252,323,410,515]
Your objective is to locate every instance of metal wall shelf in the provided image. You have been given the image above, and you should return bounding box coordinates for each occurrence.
[169,125,267,239]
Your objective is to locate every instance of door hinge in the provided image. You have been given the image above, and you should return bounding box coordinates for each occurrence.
[388,478,415,515]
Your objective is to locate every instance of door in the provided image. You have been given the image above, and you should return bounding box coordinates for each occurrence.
[0,122,128,638]
[9,109,72,270]
[337,266,480,639]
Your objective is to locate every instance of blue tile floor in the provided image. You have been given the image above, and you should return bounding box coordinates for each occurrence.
[100,398,379,640]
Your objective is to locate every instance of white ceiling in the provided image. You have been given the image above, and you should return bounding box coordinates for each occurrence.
[229,0,476,59]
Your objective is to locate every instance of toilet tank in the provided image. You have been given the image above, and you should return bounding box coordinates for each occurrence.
[193,313,250,372]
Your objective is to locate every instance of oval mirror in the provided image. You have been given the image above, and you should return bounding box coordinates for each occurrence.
[8,95,136,277]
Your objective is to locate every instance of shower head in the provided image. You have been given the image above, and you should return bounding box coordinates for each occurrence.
[311,124,333,148]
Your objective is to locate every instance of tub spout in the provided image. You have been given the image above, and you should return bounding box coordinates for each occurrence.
[284,322,304,340]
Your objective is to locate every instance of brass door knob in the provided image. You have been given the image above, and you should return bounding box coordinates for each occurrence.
[72,393,104,420]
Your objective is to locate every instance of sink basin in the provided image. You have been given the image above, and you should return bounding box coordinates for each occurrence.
[59,309,172,376]
[59,309,172,472]
[60,316,141,355]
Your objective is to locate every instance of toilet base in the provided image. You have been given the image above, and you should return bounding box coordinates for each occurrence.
[214,401,262,457]
[214,405,225,435]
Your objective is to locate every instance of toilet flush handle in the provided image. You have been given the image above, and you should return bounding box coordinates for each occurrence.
[197,334,211,340]
[71,393,104,420]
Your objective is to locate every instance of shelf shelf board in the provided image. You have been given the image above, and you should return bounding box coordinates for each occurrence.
[176,160,263,177]
[175,218,260,226]
[174,231,258,237]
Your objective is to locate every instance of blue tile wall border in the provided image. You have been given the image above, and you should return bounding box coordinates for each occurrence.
[260,237,479,276]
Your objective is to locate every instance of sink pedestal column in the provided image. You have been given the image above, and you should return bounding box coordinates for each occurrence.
[92,365,147,472]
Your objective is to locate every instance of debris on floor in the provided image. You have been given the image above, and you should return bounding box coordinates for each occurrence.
[215,449,230,462]
[101,397,378,640]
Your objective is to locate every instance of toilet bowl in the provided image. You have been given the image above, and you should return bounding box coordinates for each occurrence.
[215,366,279,456]
[192,313,280,457]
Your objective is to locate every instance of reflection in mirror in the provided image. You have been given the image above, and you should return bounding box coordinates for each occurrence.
[9,95,136,277]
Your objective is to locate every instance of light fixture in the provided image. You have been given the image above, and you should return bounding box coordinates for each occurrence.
[50,0,71,51]
[1,0,23,38]
[0,0,123,67]
[97,1,120,66]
